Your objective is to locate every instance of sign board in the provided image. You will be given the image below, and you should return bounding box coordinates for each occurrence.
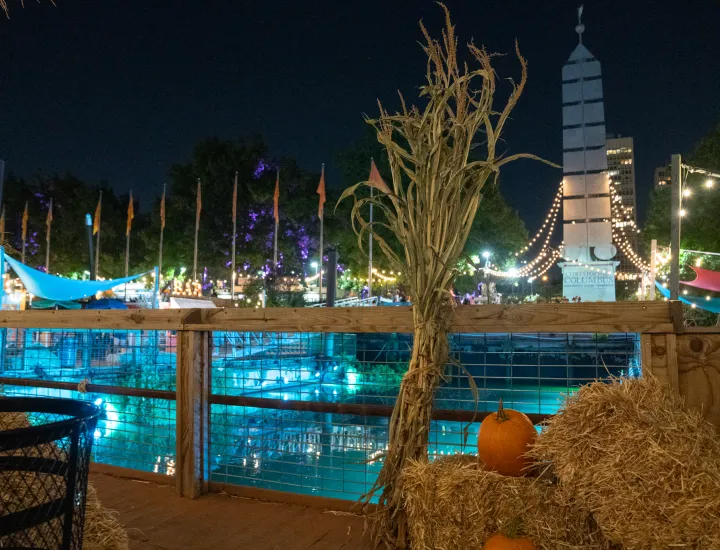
[559,261,618,302]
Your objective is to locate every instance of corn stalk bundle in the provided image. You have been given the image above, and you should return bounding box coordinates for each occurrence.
[338,5,549,547]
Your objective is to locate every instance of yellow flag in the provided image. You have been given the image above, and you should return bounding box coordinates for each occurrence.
[126,191,134,236]
[93,192,102,235]
[160,185,166,230]
[21,202,28,241]
[317,164,326,219]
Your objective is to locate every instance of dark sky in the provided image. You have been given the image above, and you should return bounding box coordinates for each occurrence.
[1,0,718,232]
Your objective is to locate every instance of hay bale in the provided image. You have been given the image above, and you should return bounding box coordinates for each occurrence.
[402,455,609,550]
[530,377,720,549]
[1,410,129,550]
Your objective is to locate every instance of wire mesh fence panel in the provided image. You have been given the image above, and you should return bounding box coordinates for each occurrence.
[208,330,640,501]
[0,385,176,475]
[0,328,177,390]
[210,331,640,414]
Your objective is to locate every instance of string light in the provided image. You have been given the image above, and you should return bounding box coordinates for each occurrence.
[514,181,563,256]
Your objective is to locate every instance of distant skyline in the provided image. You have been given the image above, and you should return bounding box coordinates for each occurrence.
[1,0,718,232]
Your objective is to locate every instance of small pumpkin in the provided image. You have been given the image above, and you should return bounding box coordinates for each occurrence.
[477,398,536,476]
[482,533,537,550]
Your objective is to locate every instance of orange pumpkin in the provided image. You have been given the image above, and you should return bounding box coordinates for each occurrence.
[483,533,537,550]
[477,398,536,476]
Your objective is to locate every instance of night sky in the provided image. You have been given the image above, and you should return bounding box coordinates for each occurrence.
[1,0,718,232]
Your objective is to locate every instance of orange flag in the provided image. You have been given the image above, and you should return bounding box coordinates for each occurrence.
[317,164,326,219]
[21,202,28,241]
[93,192,102,235]
[232,172,237,223]
[195,179,202,229]
[46,199,53,233]
[160,185,166,230]
[0,205,5,239]
[273,169,280,224]
[126,191,134,236]
[368,159,392,194]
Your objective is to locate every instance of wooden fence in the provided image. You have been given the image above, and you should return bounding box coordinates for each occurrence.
[0,301,717,507]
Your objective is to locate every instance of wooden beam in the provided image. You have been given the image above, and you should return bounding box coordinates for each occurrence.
[640,334,653,378]
[0,377,176,401]
[0,309,190,330]
[0,302,672,334]
[184,301,673,334]
[208,394,550,425]
[175,330,210,499]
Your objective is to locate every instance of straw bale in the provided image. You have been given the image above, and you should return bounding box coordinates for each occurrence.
[402,455,610,550]
[1,410,130,549]
[530,377,720,549]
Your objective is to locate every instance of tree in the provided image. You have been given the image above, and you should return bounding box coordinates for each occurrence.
[340,8,547,545]
[644,123,720,273]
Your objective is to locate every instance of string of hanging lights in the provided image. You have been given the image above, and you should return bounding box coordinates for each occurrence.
[514,181,563,256]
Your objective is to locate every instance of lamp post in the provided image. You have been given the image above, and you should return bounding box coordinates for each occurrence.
[670,154,720,300]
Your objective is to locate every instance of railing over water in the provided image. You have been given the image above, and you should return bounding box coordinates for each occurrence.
[0,302,716,507]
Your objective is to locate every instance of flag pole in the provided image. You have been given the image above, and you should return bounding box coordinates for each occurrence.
[95,191,102,277]
[368,160,374,300]
[193,178,201,283]
[125,191,133,299]
[273,168,279,270]
[317,164,325,304]
[231,172,237,301]
[21,201,28,264]
[159,184,166,284]
[45,198,52,272]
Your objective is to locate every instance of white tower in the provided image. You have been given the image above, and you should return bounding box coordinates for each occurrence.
[558,6,618,301]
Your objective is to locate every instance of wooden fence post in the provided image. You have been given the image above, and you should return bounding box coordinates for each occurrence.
[176,330,211,498]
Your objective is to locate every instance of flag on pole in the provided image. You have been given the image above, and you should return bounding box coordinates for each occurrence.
[0,205,5,239]
[160,185,166,229]
[368,159,392,194]
[317,164,326,219]
[196,179,202,226]
[232,173,237,223]
[93,192,102,235]
[126,191,134,236]
[46,199,53,234]
[273,169,280,224]
[21,202,29,241]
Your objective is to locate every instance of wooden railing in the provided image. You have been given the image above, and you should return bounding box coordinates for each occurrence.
[0,301,717,506]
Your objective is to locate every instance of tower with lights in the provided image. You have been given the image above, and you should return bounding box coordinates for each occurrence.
[557,6,618,301]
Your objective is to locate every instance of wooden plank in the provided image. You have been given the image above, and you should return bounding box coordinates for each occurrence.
[0,376,176,401]
[676,333,720,427]
[209,481,370,514]
[175,330,210,499]
[90,462,174,485]
[640,334,653,378]
[665,333,679,393]
[185,301,672,334]
[208,394,550,425]
[0,309,195,330]
[0,302,672,334]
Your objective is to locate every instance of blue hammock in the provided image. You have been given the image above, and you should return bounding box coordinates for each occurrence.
[655,282,720,314]
[4,253,149,302]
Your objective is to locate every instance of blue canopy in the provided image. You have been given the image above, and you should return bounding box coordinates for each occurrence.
[86,298,128,310]
[655,281,720,314]
[4,253,149,302]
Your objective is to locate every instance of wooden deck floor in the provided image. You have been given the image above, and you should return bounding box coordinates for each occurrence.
[90,474,371,550]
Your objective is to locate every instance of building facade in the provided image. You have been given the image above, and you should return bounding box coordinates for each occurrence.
[606,136,639,275]
[654,163,671,187]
